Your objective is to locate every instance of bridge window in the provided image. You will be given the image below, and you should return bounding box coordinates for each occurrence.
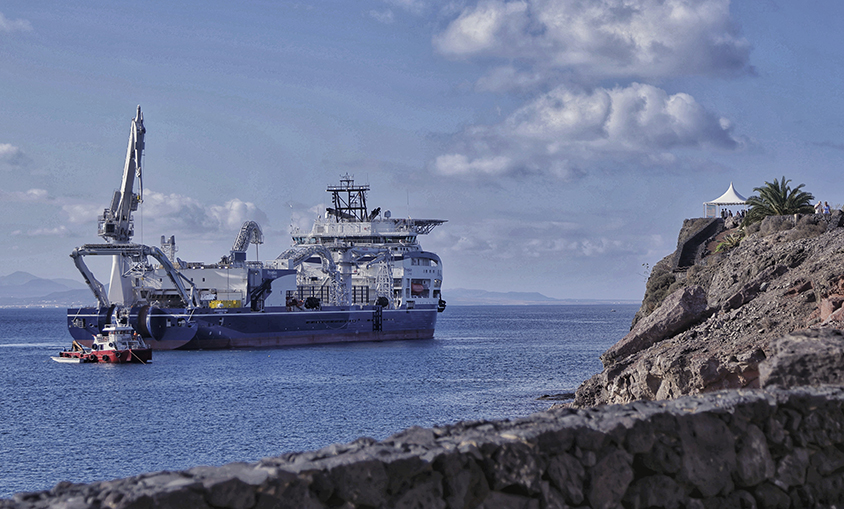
[411,279,430,298]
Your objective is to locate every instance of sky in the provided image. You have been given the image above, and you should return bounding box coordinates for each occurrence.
[1,1,843,301]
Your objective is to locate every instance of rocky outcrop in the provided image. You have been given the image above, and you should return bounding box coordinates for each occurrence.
[575,214,844,408]
[6,387,844,509]
[600,285,711,366]
[760,328,844,388]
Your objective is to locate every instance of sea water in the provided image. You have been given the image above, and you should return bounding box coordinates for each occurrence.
[0,304,637,498]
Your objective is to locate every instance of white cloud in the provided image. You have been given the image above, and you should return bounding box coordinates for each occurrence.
[208,198,267,231]
[139,190,269,238]
[475,65,546,93]
[371,0,426,22]
[0,143,29,168]
[434,0,751,82]
[384,0,427,15]
[62,203,101,224]
[60,190,268,240]
[0,188,49,202]
[434,83,742,179]
[433,217,634,261]
[0,12,32,33]
[370,9,396,24]
[13,226,68,237]
[434,154,512,176]
[288,203,323,235]
[435,1,529,56]
[513,83,741,150]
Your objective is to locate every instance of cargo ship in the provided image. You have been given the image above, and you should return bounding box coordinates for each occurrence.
[67,107,446,349]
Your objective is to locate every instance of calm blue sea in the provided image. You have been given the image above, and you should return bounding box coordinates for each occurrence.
[0,304,636,498]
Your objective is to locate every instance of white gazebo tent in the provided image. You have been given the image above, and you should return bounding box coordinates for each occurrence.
[704,182,748,218]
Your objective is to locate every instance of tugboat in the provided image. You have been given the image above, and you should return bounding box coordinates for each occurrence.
[53,315,152,364]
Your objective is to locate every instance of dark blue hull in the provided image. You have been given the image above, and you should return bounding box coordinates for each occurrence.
[67,305,437,350]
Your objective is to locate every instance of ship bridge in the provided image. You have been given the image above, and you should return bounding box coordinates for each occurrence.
[292,174,445,247]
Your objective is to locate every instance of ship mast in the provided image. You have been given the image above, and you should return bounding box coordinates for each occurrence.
[326,174,370,222]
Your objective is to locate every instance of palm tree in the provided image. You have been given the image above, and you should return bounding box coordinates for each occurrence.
[741,176,815,226]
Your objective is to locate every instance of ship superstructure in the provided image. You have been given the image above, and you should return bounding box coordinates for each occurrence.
[67,107,446,349]
[281,175,445,311]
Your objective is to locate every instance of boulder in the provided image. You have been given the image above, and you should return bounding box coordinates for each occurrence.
[601,286,710,366]
[819,295,844,322]
[760,329,844,388]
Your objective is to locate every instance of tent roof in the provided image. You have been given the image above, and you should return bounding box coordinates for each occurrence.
[704,182,747,205]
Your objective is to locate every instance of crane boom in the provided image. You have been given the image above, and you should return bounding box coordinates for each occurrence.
[98,105,145,243]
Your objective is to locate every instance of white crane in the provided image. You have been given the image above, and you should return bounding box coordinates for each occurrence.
[98,106,145,305]
[70,106,199,310]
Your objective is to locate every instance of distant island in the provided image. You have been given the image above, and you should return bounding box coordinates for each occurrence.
[444,288,638,306]
[0,271,92,308]
[0,271,637,308]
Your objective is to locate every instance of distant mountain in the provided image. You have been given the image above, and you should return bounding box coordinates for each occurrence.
[0,272,639,308]
[0,272,94,307]
[0,271,42,286]
[443,288,638,306]
[52,278,88,289]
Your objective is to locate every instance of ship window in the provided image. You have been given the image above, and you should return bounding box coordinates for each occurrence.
[410,279,429,298]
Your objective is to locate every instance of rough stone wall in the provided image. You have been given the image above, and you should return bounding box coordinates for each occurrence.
[5,387,844,509]
[674,218,723,270]
[631,218,724,327]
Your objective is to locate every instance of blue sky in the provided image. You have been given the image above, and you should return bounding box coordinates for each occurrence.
[1,1,843,300]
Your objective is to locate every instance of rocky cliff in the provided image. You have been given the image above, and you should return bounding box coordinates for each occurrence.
[574,211,844,408]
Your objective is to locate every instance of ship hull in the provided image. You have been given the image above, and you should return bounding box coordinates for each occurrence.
[67,305,437,350]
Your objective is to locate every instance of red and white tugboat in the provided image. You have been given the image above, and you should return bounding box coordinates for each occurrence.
[53,320,152,364]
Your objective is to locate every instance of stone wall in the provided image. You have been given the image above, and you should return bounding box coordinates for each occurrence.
[5,386,844,508]
[673,218,723,270]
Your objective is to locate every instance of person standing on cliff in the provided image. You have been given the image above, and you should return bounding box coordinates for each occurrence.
[823,201,831,218]
[815,201,823,214]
